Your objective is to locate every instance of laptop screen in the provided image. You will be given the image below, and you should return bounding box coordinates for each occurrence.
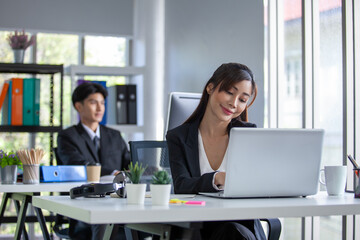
[223,128,324,198]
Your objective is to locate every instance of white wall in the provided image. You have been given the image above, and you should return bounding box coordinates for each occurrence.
[0,0,265,136]
[0,0,133,36]
[164,0,264,127]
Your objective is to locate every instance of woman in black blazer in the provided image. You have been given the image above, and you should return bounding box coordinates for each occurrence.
[166,63,266,240]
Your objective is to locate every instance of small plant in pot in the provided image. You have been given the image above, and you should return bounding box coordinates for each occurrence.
[150,170,172,206]
[124,162,147,204]
[0,150,22,184]
[7,30,35,63]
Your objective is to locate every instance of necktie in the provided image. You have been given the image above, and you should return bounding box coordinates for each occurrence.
[93,136,100,160]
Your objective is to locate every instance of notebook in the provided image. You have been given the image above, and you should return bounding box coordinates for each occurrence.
[199,128,324,198]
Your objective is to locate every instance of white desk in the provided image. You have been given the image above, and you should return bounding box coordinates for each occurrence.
[0,182,86,193]
[32,192,360,239]
[0,182,87,240]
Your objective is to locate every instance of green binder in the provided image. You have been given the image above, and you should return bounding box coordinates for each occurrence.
[23,78,35,125]
[34,78,40,126]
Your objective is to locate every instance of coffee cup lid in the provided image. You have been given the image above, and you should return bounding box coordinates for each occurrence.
[86,163,101,166]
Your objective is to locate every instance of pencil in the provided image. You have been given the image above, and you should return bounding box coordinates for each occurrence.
[347,154,359,169]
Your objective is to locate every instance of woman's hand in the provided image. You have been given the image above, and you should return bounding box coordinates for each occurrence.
[214,171,226,187]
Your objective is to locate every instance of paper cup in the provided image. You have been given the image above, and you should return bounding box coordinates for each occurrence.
[86,165,101,183]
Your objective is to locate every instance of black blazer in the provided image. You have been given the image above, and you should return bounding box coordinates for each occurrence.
[166,118,256,194]
[57,123,130,176]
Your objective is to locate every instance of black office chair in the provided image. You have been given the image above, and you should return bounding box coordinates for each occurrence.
[128,140,281,240]
[128,140,172,192]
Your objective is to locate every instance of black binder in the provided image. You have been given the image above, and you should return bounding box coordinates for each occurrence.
[116,85,128,124]
[127,84,137,124]
[107,84,137,124]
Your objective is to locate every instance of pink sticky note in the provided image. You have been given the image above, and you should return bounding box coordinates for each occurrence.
[184,201,206,206]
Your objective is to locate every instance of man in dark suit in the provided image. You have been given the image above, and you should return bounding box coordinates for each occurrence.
[57,82,130,174]
[57,82,130,240]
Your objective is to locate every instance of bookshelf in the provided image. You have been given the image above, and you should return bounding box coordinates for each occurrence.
[65,65,145,138]
[0,63,63,164]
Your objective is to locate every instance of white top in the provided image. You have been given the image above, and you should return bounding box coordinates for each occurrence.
[32,192,360,225]
[198,131,227,189]
[198,131,227,174]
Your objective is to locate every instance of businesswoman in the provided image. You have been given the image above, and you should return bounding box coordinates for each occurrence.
[166,63,266,240]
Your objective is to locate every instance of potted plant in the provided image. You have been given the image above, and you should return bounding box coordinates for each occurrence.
[124,162,147,204]
[7,30,35,63]
[150,170,172,206]
[0,150,22,184]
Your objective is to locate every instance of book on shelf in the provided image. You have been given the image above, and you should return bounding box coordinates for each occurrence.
[0,80,10,111]
[127,84,137,124]
[34,78,40,126]
[77,80,108,125]
[23,78,40,126]
[1,78,40,126]
[107,85,126,124]
[11,78,23,126]
[3,80,13,124]
[23,78,35,125]
[107,84,137,125]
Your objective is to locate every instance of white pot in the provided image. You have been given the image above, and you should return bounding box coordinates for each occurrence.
[126,183,147,205]
[150,184,171,206]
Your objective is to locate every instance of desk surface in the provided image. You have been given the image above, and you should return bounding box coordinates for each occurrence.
[32,192,360,225]
[0,182,87,193]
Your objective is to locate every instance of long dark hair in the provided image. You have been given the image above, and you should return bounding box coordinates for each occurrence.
[185,63,257,124]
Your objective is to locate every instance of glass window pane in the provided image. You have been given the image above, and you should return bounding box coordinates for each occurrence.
[36,33,77,129]
[314,1,343,239]
[278,0,303,128]
[84,36,127,67]
[278,0,303,239]
[264,0,269,128]
[36,33,78,65]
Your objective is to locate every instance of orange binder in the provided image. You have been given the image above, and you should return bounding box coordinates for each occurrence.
[0,80,10,111]
[11,78,23,125]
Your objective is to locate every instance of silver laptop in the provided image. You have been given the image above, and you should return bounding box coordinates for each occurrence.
[200,128,324,198]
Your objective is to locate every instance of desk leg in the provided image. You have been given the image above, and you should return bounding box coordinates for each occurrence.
[14,200,29,240]
[34,207,51,240]
[1,193,29,240]
[103,224,114,240]
[13,194,31,240]
[0,193,10,226]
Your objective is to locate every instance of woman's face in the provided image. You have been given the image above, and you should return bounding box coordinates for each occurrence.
[206,80,252,123]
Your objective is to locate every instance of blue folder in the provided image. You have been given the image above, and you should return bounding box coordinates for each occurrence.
[40,165,87,182]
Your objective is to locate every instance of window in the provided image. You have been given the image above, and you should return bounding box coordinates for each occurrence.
[278,0,303,129]
[265,0,351,239]
[315,1,343,239]
[84,35,127,67]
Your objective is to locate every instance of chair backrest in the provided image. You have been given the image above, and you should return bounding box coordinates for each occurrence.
[53,147,63,165]
[128,140,172,191]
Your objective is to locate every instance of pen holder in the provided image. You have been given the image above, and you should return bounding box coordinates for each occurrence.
[354,169,360,198]
[23,164,40,184]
